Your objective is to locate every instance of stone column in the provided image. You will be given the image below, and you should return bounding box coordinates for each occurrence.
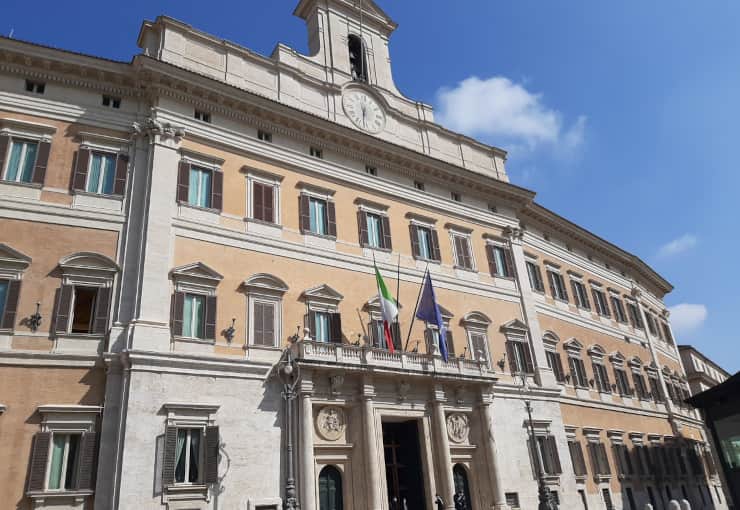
[300,375,316,510]
[504,227,557,387]
[362,379,382,510]
[478,389,508,510]
[432,386,455,510]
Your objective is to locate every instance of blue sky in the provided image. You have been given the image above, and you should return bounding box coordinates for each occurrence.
[4,1,738,372]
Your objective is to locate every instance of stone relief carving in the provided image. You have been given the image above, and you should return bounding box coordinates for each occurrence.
[398,381,411,401]
[316,406,346,441]
[133,114,185,143]
[446,412,469,444]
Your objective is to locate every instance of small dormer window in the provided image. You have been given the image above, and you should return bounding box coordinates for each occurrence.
[194,110,211,123]
[102,95,121,108]
[25,80,45,94]
[348,34,368,82]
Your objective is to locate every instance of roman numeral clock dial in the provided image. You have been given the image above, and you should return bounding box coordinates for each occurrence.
[342,90,386,134]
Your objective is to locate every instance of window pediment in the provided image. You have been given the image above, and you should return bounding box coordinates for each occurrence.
[609,351,625,364]
[0,243,31,278]
[629,356,643,368]
[542,330,560,347]
[301,284,343,304]
[171,262,223,295]
[243,273,288,295]
[0,117,56,141]
[59,252,118,286]
[563,338,584,354]
[587,344,606,360]
[500,318,527,334]
[363,295,401,312]
[461,311,491,328]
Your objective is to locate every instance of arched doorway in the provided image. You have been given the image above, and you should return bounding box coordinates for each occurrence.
[453,464,472,510]
[318,465,343,510]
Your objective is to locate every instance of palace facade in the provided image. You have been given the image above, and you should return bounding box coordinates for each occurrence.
[0,2,728,509]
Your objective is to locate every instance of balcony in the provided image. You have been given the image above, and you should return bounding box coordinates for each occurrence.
[293,340,495,381]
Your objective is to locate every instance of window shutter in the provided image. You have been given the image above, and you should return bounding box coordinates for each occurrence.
[523,342,535,374]
[409,225,420,258]
[263,303,275,346]
[1,279,21,330]
[75,432,98,490]
[391,321,402,351]
[503,249,515,278]
[485,245,498,276]
[598,443,611,474]
[326,201,337,237]
[381,215,392,250]
[92,286,111,335]
[571,281,580,306]
[612,445,625,475]
[548,272,557,298]
[299,195,311,233]
[554,353,565,382]
[0,134,9,173]
[445,329,454,356]
[32,141,50,185]
[171,292,185,337]
[357,211,369,247]
[73,148,91,191]
[176,161,190,203]
[211,171,223,211]
[506,341,517,373]
[162,426,177,487]
[329,312,342,343]
[263,184,274,223]
[306,311,317,339]
[113,154,128,196]
[54,284,74,334]
[534,264,544,291]
[253,182,265,221]
[27,432,51,492]
[253,302,265,346]
[430,229,442,261]
[560,275,569,301]
[588,443,600,476]
[205,295,217,340]
[546,436,562,474]
[591,289,600,314]
[205,426,220,484]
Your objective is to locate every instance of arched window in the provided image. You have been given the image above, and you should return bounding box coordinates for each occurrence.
[453,464,472,510]
[348,34,368,82]
[318,465,343,510]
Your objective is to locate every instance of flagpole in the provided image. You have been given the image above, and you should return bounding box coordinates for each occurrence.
[394,252,401,350]
[404,264,429,352]
[371,252,386,350]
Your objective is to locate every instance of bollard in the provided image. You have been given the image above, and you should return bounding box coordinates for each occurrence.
[679,499,691,510]
[643,504,653,510]
[668,501,681,510]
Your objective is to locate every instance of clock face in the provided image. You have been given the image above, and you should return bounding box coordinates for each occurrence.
[342,90,386,134]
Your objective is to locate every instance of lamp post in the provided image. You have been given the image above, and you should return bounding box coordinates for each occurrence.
[520,372,558,510]
[279,347,301,510]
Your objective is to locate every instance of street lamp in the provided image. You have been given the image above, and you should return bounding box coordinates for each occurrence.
[519,372,558,510]
[278,347,301,510]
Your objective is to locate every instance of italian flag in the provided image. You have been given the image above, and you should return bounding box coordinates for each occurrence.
[374,263,399,352]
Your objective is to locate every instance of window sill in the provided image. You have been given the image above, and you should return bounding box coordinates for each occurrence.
[72,190,124,212]
[245,217,282,229]
[361,244,391,253]
[301,231,336,241]
[0,179,42,189]
[453,265,477,273]
[0,180,42,200]
[54,333,105,354]
[163,484,209,504]
[593,474,612,483]
[173,336,215,345]
[178,202,221,224]
[27,489,94,502]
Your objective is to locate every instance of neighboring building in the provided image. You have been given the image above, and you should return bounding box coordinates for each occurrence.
[0,1,728,510]
[679,344,731,395]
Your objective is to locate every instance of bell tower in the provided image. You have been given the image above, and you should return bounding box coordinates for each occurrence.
[293,0,400,92]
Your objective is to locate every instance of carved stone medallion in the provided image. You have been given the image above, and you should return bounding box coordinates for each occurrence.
[316,406,346,441]
[446,412,469,444]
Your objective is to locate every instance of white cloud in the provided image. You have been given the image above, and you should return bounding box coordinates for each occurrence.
[435,76,586,157]
[668,303,708,336]
[657,234,697,258]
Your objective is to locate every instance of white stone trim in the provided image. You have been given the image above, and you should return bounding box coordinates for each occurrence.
[0,117,56,141]
[180,147,224,170]
[247,294,282,348]
[78,131,130,154]
[37,404,102,433]
[246,169,282,225]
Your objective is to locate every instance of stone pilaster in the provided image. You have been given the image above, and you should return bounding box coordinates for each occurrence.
[362,378,382,510]
[432,385,455,510]
[299,374,316,510]
[478,388,509,510]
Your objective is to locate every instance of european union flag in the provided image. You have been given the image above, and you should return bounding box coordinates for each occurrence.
[415,270,448,362]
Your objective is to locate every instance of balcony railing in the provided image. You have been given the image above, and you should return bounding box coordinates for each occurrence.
[293,340,494,379]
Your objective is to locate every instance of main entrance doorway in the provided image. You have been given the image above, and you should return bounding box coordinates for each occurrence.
[382,420,426,510]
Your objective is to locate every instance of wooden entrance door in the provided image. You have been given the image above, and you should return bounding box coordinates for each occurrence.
[318,465,343,510]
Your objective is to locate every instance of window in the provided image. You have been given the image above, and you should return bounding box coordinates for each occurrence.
[359,211,391,250]
[25,80,45,94]
[299,193,336,238]
[47,433,81,490]
[175,428,203,484]
[310,197,328,235]
[370,318,401,350]
[85,152,116,195]
[257,130,272,142]
[182,293,206,339]
[488,204,497,213]
[614,368,631,396]
[592,361,611,393]
[568,356,589,388]
[601,488,614,510]
[452,234,474,270]
[244,274,286,348]
[468,331,488,363]
[662,322,673,344]
[365,165,377,176]
[3,139,39,183]
[425,323,454,357]
[188,166,213,208]
[348,34,368,82]
[571,279,591,310]
[645,313,658,336]
[526,261,544,291]
[626,301,643,329]
[588,442,612,477]
[170,262,221,343]
[309,146,323,159]
[70,287,98,334]
[578,489,588,510]
[450,191,461,202]
[610,295,628,323]
[486,244,513,278]
[54,284,111,336]
[251,181,276,223]
[413,180,425,191]
[592,287,610,317]
[194,110,211,123]
[505,493,520,509]
[632,370,649,399]
[612,443,634,477]
[530,435,562,476]
[625,488,636,510]
[568,440,588,476]
[547,270,568,301]
[410,224,440,262]
[101,95,121,108]
[507,340,534,374]
[546,350,566,382]
[0,279,7,321]
[308,310,343,343]
[648,375,664,403]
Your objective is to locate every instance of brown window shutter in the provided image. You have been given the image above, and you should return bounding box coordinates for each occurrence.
[503,249,515,278]
[92,286,112,335]
[205,426,220,484]
[32,141,50,185]
[162,426,177,487]
[326,201,337,237]
[1,279,21,330]
[523,342,535,374]
[485,244,497,276]
[252,182,265,221]
[555,353,565,382]
[263,303,275,346]
[588,443,599,475]
[263,184,274,223]
[534,264,544,291]
[171,292,185,337]
[27,432,51,492]
[176,161,190,203]
[548,271,557,298]
[445,329,454,356]
[547,436,562,474]
[0,134,10,173]
[211,171,223,211]
[75,432,98,490]
[113,154,128,196]
[329,312,342,343]
[430,229,442,261]
[205,295,217,340]
[381,215,392,251]
[253,302,265,345]
[409,225,420,258]
[357,211,369,247]
[305,311,316,338]
[391,321,401,351]
[506,341,516,373]
[599,443,611,475]
[612,445,624,475]
[299,195,311,233]
[571,281,580,306]
[73,148,91,191]
[54,284,74,334]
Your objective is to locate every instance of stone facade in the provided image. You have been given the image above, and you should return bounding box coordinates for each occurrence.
[0,1,729,510]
